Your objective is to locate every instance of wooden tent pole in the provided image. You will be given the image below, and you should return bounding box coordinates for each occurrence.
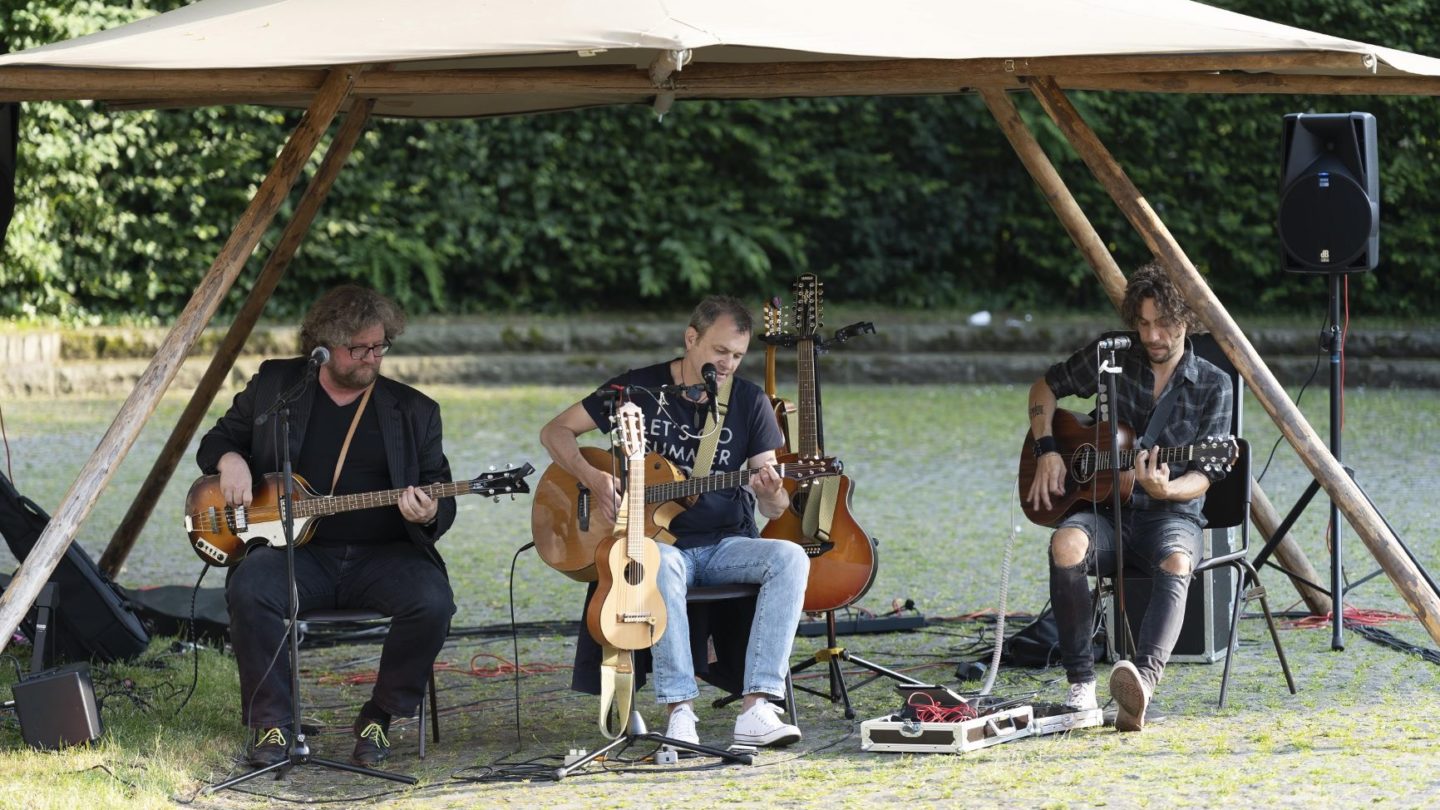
[97,98,375,578]
[979,88,1332,615]
[1027,75,1440,642]
[0,68,360,656]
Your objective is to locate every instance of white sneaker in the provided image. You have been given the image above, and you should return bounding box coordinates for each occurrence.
[1065,679,1098,711]
[733,699,801,747]
[664,704,700,745]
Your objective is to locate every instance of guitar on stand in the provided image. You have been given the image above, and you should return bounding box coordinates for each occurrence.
[763,296,799,453]
[757,273,922,720]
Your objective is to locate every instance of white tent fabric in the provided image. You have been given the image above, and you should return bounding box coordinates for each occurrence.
[2,0,1438,72]
[1,0,1438,117]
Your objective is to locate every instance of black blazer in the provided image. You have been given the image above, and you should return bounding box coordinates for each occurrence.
[196,357,456,567]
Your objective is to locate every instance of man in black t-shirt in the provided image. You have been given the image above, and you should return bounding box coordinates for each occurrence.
[197,285,455,769]
[540,296,808,748]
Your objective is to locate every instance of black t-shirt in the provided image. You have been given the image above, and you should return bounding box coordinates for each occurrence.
[580,361,784,549]
[296,390,406,545]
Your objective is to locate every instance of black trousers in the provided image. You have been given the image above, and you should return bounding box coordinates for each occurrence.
[226,541,454,729]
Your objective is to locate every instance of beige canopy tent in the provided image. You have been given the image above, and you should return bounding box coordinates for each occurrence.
[1,0,1437,656]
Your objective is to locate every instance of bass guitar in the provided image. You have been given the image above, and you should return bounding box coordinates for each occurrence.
[587,402,667,649]
[183,464,535,567]
[1017,409,1238,527]
[532,449,842,582]
[760,272,879,613]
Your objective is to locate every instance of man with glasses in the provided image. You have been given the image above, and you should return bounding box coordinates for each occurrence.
[197,284,456,769]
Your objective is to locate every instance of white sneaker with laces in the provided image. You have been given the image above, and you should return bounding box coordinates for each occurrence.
[664,704,700,745]
[733,699,801,747]
[1065,679,1098,711]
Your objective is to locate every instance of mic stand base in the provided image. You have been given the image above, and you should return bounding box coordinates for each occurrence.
[554,710,752,780]
[206,750,418,793]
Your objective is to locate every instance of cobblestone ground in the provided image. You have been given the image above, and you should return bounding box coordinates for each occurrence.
[3,384,1438,807]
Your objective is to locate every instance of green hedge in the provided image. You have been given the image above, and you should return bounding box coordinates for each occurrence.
[3,0,1438,322]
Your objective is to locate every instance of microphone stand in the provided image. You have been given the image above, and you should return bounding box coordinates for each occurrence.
[1099,347,1132,661]
[209,366,416,793]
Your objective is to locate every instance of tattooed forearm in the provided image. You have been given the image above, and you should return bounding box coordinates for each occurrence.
[1028,404,1044,418]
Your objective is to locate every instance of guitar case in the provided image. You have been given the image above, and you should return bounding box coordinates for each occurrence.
[0,472,150,664]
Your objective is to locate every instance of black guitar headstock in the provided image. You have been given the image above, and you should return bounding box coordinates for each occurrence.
[470,463,536,499]
[792,273,823,339]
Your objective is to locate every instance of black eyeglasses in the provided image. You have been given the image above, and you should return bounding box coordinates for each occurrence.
[346,340,392,360]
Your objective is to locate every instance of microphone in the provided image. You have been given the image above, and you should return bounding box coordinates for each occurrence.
[307,346,331,367]
[1097,336,1132,351]
[700,363,718,399]
[700,363,719,422]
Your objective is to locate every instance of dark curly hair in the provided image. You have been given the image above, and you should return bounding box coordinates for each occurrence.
[1120,262,1198,332]
[298,285,406,354]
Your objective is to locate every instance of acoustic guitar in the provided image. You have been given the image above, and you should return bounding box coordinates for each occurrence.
[587,402,667,649]
[183,464,534,567]
[532,447,842,582]
[1017,409,1238,527]
[759,272,879,613]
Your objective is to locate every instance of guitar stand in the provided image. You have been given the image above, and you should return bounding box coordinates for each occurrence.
[553,709,752,780]
[783,611,926,720]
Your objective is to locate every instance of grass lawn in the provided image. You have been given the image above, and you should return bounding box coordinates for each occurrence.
[0,383,1437,808]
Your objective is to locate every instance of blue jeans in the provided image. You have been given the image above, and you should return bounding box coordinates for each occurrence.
[1049,510,1204,689]
[651,537,809,704]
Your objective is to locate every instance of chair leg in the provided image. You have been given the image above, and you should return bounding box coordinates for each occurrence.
[429,670,441,743]
[1243,562,1298,696]
[418,688,427,760]
[1217,562,1247,708]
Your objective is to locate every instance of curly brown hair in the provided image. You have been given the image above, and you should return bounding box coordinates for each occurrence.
[298,285,406,354]
[1120,262,1198,332]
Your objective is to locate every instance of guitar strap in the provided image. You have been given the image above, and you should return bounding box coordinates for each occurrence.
[330,383,375,495]
[1138,384,1181,451]
[689,376,734,479]
[597,644,634,739]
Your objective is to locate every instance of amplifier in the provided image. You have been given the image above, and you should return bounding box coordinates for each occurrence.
[1104,525,1237,664]
[12,663,104,749]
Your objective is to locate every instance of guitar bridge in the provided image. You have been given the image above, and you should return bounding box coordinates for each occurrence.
[615,612,658,625]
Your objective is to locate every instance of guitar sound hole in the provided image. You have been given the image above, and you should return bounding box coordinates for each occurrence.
[624,560,645,586]
[1071,446,1097,484]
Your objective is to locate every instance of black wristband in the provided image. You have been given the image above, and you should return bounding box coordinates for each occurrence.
[1032,435,1059,459]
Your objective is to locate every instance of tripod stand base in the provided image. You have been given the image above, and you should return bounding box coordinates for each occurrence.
[554,710,752,780]
[207,740,418,793]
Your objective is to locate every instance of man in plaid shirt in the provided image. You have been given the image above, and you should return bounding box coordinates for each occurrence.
[1025,262,1232,731]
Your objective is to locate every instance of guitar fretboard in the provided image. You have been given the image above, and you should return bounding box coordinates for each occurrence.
[643,462,818,503]
[1089,445,1195,472]
[294,480,473,518]
[796,338,821,457]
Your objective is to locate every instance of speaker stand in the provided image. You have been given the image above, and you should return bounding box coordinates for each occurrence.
[1252,273,1440,648]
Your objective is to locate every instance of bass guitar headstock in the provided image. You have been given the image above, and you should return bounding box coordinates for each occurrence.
[469,463,536,499]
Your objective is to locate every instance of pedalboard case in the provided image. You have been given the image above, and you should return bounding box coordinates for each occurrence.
[860,687,1104,754]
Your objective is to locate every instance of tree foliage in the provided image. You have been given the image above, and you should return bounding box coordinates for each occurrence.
[2,0,1438,322]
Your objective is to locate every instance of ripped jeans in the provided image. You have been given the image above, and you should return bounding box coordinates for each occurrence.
[1049,509,1204,690]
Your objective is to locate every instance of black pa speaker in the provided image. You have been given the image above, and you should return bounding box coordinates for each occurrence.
[1278,112,1379,274]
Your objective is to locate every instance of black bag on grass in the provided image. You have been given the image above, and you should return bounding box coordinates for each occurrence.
[0,472,149,664]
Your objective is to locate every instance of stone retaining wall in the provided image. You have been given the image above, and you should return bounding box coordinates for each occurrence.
[3,319,1439,397]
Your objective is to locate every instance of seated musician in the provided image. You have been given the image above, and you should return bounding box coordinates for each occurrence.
[196,285,456,767]
[540,295,808,747]
[1025,263,1231,731]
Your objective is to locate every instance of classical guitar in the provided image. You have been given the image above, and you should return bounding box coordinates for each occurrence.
[587,402,667,650]
[532,449,842,582]
[1017,409,1238,527]
[759,272,880,613]
[183,464,535,567]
